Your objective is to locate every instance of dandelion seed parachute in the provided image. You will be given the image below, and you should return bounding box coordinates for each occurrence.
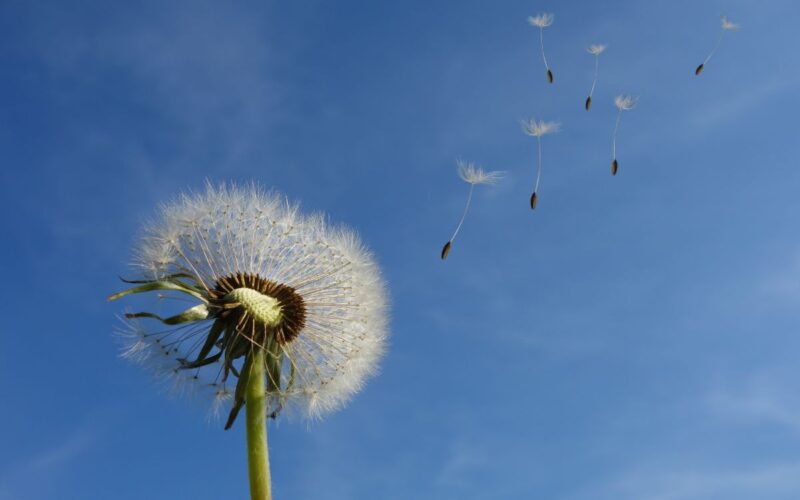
[529,13,555,84]
[585,44,606,111]
[695,15,739,76]
[440,161,503,260]
[611,95,637,176]
[111,182,388,424]
[521,119,560,209]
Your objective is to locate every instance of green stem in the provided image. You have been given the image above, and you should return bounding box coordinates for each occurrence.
[246,348,272,500]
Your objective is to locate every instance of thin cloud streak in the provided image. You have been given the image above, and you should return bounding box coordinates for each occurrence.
[0,426,96,500]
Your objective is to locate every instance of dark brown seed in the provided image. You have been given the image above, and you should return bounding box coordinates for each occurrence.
[695,63,704,75]
[530,191,538,209]
[611,159,618,176]
[585,96,592,111]
[547,69,554,83]
[441,241,452,260]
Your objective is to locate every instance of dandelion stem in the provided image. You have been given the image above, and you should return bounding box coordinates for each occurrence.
[246,348,272,500]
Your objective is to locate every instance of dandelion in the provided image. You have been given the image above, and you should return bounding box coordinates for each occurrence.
[440,160,504,260]
[585,44,607,110]
[695,15,740,75]
[521,119,561,209]
[528,13,555,83]
[611,95,637,176]
[109,182,388,500]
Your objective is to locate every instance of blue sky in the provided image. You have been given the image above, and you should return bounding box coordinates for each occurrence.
[2,0,800,499]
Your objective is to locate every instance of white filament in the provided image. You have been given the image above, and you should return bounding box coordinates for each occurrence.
[703,30,726,65]
[449,183,475,243]
[589,55,600,98]
[539,28,550,71]
[612,108,622,160]
[535,136,543,193]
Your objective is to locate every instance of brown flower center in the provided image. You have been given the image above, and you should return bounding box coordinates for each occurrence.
[211,272,306,345]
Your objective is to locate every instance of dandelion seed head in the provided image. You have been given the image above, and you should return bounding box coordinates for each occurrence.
[721,16,740,31]
[113,182,389,423]
[614,95,638,111]
[521,119,561,137]
[457,160,504,185]
[587,44,607,55]
[528,13,554,28]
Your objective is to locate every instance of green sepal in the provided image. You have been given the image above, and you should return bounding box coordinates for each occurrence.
[222,324,245,381]
[225,354,253,430]
[178,351,222,369]
[108,280,207,303]
[125,304,209,325]
[189,318,225,366]
[120,272,201,286]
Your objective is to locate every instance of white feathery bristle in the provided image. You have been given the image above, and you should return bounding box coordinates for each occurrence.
[456,160,504,186]
[721,16,740,31]
[521,119,561,137]
[210,387,234,421]
[614,95,638,111]
[528,13,554,28]
[115,316,221,406]
[587,44,607,55]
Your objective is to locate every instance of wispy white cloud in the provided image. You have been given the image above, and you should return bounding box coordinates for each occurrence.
[0,426,96,500]
[27,429,95,470]
[605,461,800,500]
[435,437,489,489]
[708,368,800,434]
[27,2,282,172]
[757,249,800,304]
[686,76,795,133]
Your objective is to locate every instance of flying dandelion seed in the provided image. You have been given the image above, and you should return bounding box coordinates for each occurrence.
[528,13,555,83]
[441,160,504,260]
[611,95,637,176]
[521,119,561,208]
[585,44,607,111]
[695,15,740,75]
[110,182,388,500]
